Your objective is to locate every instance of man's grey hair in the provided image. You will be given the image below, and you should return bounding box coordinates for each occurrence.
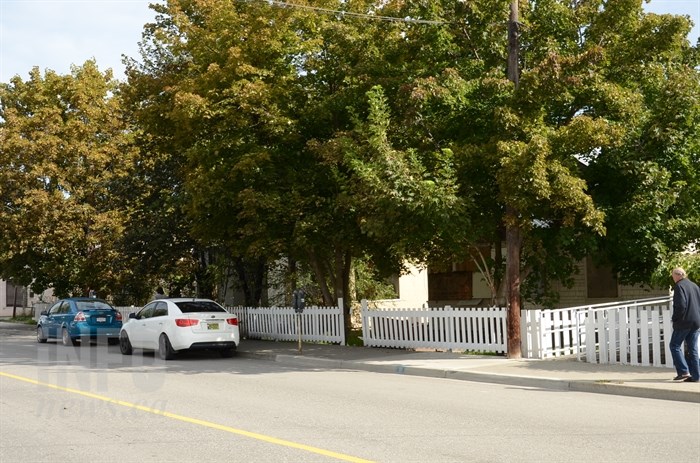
[672,267,687,278]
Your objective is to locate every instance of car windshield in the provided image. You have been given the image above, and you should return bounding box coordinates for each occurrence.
[175,301,226,313]
[75,300,114,311]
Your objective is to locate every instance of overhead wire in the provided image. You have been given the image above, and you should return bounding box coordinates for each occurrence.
[240,0,453,25]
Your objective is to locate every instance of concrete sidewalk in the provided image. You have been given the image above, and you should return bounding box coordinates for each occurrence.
[237,339,700,404]
[2,321,698,403]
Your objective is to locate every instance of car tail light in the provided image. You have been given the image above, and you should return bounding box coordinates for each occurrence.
[175,319,200,327]
[115,312,123,321]
[74,312,86,322]
[226,318,238,326]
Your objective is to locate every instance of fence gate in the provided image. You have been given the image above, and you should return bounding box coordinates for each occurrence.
[361,301,507,353]
[521,297,675,367]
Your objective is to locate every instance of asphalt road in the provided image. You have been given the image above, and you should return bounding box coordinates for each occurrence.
[1,329,699,463]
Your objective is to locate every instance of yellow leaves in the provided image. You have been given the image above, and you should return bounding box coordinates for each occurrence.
[497,135,551,215]
[553,115,625,163]
[173,91,209,121]
[0,62,134,293]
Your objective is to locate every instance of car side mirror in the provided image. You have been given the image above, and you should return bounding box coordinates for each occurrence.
[40,311,48,316]
[128,313,137,319]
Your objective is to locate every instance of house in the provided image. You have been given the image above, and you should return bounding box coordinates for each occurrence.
[0,280,29,317]
[0,280,54,317]
[378,255,668,310]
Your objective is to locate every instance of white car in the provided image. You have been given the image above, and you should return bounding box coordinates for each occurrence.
[119,298,240,360]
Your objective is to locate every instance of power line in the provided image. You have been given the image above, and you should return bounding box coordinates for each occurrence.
[244,0,452,25]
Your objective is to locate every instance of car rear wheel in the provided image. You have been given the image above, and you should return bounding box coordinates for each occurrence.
[36,326,47,343]
[119,332,133,355]
[62,328,79,346]
[158,334,176,360]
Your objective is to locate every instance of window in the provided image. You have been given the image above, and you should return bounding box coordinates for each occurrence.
[586,256,618,298]
[428,271,473,301]
[137,303,157,319]
[48,302,62,315]
[153,302,168,317]
[176,301,226,313]
[5,282,27,307]
[75,300,114,311]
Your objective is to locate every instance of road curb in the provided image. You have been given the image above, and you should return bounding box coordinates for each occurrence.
[567,381,700,404]
[238,352,700,404]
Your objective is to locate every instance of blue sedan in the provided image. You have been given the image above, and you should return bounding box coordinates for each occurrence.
[37,297,123,346]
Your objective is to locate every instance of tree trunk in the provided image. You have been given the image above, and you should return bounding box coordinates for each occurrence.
[494,238,504,305]
[309,250,334,306]
[507,0,520,87]
[288,258,297,306]
[505,207,522,359]
[251,258,265,306]
[234,256,266,306]
[12,284,18,318]
[505,0,523,359]
[330,249,352,339]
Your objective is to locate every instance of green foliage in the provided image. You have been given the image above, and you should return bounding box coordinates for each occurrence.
[7,315,35,325]
[0,62,136,297]
[1,0,698,310]
[346,328,364,347]
[651,252,700,289]
[352,257,398,302]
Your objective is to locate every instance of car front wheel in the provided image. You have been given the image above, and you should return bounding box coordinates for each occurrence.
[37,326,47,343]
[158,334,176,360]
[119,332,133,355]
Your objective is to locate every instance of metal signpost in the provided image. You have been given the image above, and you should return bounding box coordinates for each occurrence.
[293,290,305,353]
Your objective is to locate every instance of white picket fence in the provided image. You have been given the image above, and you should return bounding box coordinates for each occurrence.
[580,298,673,367]
[116,295,682,368]
[115,304,346,345]
[361,300,508,353]
[522,297,675,367]
[227,304,346,345]
[521,307,582,359]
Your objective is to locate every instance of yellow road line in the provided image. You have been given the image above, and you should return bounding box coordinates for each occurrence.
[0,370,374,463]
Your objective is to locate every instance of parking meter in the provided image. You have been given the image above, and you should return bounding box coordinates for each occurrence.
[293,290,305,313]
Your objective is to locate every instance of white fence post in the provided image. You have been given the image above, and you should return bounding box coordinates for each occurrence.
[520,309,545,359]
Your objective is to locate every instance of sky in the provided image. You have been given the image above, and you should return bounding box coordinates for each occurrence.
[0,0,699,83]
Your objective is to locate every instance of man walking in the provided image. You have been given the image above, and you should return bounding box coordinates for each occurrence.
[670,267,700,382]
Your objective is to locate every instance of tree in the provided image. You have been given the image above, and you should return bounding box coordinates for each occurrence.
[371,0,699,356]
[123,0,467,333]
[122,0,308,305]
[0,62,136,298]
[581,5,700,284]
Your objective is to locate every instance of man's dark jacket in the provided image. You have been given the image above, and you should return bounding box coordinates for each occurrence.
[672,277,700,330]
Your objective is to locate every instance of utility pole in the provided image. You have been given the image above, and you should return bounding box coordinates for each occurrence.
[506,0,522,359]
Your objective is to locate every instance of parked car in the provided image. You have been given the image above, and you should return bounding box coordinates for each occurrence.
[37,297,123,346]
[119,298,240,360]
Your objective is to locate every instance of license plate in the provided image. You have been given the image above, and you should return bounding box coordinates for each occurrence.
[96,317,107,323]
[207,323,219,330]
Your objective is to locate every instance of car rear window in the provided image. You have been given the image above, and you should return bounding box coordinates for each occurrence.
[75,300,114,311]
[175,301,226,313]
